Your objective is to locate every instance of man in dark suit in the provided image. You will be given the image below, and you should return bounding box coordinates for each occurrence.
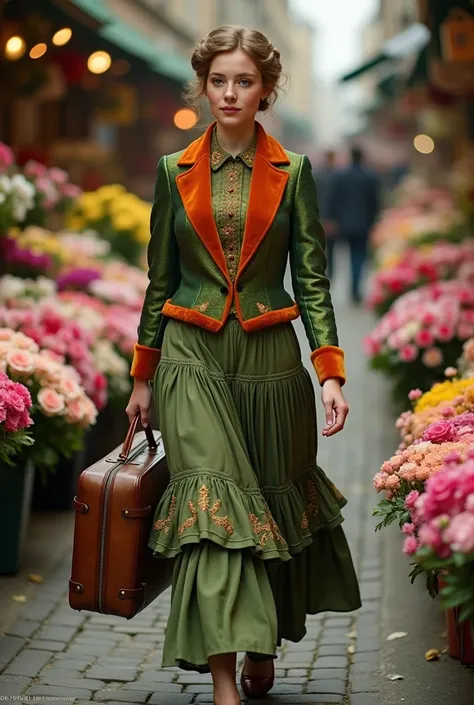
[312,150,338,279]
[328,146,380,303]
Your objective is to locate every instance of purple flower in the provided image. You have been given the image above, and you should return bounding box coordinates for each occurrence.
[56,268,102,291]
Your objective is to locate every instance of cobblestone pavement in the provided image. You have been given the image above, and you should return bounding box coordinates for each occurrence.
[0,268,389,705]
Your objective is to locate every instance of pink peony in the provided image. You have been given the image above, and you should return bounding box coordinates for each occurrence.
[444,512,474,554]
[422,420,454,444]
[418,521,443,552]
[415,329,434,348]
[434,323,454,343]
[405,490,420,509]
[403,536,418,555]
[458,323,474,340]
[422,347,443,368]
[402,522,415,535]
[0,142,14,171]
[49,167,68,184]
[399,344,418,362]
[23,160,47,178]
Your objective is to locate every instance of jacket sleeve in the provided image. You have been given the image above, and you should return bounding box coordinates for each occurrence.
[289,155,346,385]
[130,156,181,379]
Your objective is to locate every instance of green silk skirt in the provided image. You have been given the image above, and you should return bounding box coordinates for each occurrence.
[148,317,361,672]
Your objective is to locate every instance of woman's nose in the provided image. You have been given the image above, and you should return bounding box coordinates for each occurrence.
[224,83,237,100]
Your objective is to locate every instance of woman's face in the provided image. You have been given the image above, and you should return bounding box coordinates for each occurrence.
[206,49,268,128]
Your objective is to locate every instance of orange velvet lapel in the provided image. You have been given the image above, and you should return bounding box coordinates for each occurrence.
[237,123,290,278]
[176,123,229,281]
[176,121,290,282]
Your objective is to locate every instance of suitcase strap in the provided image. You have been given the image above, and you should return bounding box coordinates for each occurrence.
[122,506,152,519]
[118,585,145,600]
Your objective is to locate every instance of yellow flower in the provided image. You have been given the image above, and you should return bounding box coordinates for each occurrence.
[135,224,150,245]
[113,213,138,232]
[415,378,474,413]
[65,215,85,232]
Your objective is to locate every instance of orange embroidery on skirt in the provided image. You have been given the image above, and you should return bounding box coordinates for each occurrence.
[178,484,234,536]
[330,481,344,502]
[153,495,176,535]
[250,506,287,549]
[178,500,198,536]
[194,301,210,313]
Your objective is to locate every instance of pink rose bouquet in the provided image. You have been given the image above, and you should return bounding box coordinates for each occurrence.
[367,240,474,316]
[364,280,474,405]
[411,449,474,620]
[22,160,82,228]
[372,435,474,531]
[0,370,34,465]
[396,379,474,448]
[0,301,108,410]
[0,327,97,474]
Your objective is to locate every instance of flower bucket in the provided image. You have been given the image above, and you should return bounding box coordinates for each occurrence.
[449,608,474,666]
[32,450,84,512]
[0,459,35,574]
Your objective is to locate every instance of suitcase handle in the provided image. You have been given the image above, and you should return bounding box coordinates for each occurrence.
[119,413,158,461]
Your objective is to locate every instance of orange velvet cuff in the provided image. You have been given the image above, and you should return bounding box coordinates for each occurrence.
[310,345,346,386]
[130,343,161,380]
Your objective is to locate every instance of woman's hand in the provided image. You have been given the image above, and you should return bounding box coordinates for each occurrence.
[125,379,152,428]
[321,378,349,437]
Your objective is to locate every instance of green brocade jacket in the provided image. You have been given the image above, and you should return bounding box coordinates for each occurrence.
[131,121,346,385]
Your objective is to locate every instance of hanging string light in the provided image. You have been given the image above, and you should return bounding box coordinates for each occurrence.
[53,28,72,46]
[87,51,112,74]
[5,36,26,60]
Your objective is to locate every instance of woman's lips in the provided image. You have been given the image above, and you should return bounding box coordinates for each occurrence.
[221,107,240,113]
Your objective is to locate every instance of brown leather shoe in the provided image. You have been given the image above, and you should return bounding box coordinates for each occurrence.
[240,660,274,698]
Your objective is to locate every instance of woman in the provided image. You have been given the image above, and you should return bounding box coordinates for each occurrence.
[126,25,361,705]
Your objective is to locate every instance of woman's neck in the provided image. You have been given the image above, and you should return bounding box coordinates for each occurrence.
[215,120,256,158]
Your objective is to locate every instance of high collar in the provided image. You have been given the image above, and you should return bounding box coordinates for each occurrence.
[210,127,257,170]
[177,121,290,167]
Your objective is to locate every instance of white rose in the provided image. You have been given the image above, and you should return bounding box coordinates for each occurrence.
[0,275,26,301]
[35,276,57,298]
[0,175,12,193]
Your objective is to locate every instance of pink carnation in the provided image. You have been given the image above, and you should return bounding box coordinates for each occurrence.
[399,344,418,362]
[403,536,418,555]
[405,490,420,509]
[444,512,474,554]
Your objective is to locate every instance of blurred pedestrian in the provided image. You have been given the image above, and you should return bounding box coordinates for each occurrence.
[329,146,380,303]
[312,149,339,279]
[126,24,360,705]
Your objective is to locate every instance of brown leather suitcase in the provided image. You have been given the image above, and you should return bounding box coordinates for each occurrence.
[69,414,174,619]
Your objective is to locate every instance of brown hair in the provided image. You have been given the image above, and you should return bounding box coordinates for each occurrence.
[185,25,284,113]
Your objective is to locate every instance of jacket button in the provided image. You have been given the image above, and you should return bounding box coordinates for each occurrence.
[220,286,229,295]
[237,284,243,293]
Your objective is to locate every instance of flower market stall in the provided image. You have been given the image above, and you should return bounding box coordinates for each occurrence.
[0,141,150,572]
[366,165,474,665]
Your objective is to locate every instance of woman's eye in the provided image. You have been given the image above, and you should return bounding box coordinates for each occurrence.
[239,79,251,87]
[211,78,224,85]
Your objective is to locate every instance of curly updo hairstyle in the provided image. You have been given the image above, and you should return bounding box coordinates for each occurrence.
[185,25,285,113]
